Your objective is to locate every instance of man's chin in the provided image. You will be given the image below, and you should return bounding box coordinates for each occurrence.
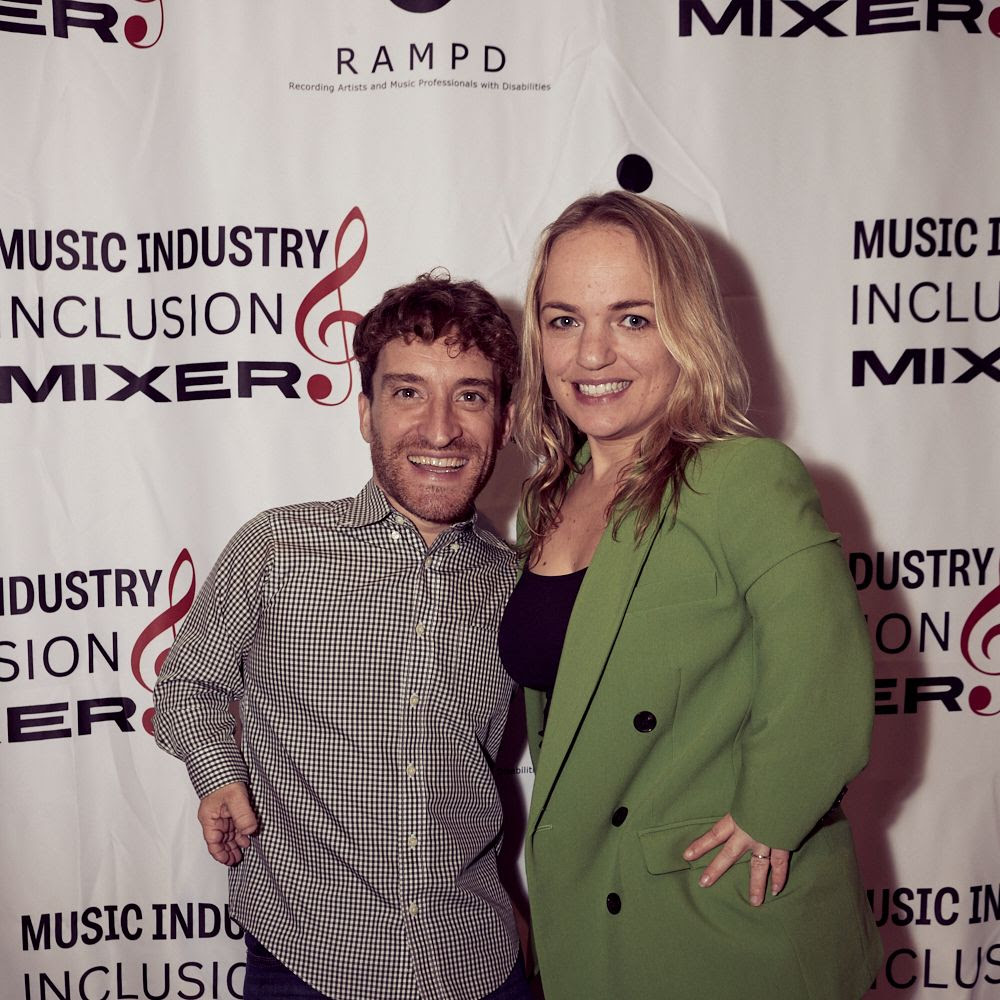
[372,454,491,528]
[406,495,475,527]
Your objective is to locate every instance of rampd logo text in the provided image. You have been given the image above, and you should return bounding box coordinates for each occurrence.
[679,0,997,37]
[0,0,164,48]
[336,40,506,75]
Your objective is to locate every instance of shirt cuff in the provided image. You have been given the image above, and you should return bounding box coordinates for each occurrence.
[184,742,250,798]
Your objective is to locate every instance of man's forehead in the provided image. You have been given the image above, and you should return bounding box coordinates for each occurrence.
[376,334,498,381]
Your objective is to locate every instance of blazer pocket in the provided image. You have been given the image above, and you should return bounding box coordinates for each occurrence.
[639,817,752,875]
[627,571,718,614]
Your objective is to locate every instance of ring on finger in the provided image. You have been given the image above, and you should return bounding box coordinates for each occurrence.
[751,852,770,861]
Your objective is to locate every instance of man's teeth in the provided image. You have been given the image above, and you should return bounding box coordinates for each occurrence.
[577,380,630,397]
[408,456,467,468]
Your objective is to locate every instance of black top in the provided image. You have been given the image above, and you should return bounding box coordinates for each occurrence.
[498,567,587,698]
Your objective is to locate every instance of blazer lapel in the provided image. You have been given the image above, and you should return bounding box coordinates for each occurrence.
[527,503,669,834]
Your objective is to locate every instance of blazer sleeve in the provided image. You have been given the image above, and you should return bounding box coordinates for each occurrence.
[719,439,875,850]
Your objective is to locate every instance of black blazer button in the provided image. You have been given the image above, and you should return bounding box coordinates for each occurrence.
[611,806,628,826]
[633,711,657,732]
[606,893,622,914]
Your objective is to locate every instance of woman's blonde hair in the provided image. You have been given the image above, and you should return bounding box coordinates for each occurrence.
[516,190,755,553]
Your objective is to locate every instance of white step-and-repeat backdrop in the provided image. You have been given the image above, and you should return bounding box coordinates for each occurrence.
[2,1,998,996]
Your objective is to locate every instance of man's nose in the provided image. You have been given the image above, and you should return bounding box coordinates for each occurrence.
[422,397,462,447]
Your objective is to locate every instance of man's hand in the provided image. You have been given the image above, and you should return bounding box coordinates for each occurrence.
[197,781,259,866]
[683,813,789,906]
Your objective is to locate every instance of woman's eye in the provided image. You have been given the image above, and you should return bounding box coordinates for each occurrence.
[548,315,578,329]
[459,392,485,403]
[622,314,649,330]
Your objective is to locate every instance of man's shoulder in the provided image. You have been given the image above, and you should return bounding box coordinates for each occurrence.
[235,501,335,540]
[471,521,514,554]
[263,499,343,523]
[259,485,383,534]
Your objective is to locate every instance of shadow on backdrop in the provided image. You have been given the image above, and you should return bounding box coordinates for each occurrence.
[705,221,923,979]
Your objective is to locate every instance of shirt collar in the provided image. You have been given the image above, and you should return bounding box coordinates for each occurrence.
[342,479,481,540]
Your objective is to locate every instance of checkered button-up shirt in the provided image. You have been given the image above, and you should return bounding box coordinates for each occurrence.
[154,481,520,1000]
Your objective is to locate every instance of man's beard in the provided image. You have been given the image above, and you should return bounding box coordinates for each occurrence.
[368,432,495,529]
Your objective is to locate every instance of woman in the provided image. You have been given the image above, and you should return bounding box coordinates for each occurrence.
[498,192,883,999]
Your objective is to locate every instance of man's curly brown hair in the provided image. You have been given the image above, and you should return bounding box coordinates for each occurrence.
[354,270,519,406]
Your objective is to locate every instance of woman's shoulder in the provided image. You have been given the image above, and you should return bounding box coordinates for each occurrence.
[682,436,835,571]
[688,435,809,489]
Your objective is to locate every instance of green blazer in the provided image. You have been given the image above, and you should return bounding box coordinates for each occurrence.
[523,437,883,1000]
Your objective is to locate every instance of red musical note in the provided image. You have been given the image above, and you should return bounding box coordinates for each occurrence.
[295,206,368,407]
[131,548,196,735]
[124,0,164,49]
[960,567,1000,716]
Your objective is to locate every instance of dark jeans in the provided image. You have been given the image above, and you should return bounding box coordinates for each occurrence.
[243,934,532,1000]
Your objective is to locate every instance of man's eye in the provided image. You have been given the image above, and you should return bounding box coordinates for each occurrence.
[394,387,418,398]
[459,392,486,403]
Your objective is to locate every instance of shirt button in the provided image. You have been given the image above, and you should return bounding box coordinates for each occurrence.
[450,542,460,553]
[394,514,407,524]
[415,623,426,637]
[423,555,433,569]
[390,530,401,541]
[408,693,420,707]
[405,763,417,778]
[407,902,419,916]
[606,893,622,915]
[407,834,419,849]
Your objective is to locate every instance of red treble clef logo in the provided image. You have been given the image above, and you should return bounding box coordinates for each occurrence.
[124,0,165,48]
[295,206,368,407]
[131,548,196,735]
[960,567,1000,716]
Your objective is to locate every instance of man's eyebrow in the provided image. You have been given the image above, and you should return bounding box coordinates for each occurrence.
[380,374,496,393]
[455,378,497,392]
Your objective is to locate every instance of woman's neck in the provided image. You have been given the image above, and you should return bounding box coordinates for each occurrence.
[584,435,640,485]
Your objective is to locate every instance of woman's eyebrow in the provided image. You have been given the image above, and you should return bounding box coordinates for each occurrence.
[609,298,655,310]
[540,298,654,311]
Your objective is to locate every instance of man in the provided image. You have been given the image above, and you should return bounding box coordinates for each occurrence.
[153,273,530,1000]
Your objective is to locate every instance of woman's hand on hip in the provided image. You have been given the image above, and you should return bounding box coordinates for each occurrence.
[683,813,789,906]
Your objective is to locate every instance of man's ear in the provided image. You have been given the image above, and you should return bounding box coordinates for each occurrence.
[358,391,373,444]
[498,401,514,449]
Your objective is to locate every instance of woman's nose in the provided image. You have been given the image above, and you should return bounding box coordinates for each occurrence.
[576,325,615,369]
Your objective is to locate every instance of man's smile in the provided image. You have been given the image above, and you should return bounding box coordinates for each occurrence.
[407,454,469,471]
